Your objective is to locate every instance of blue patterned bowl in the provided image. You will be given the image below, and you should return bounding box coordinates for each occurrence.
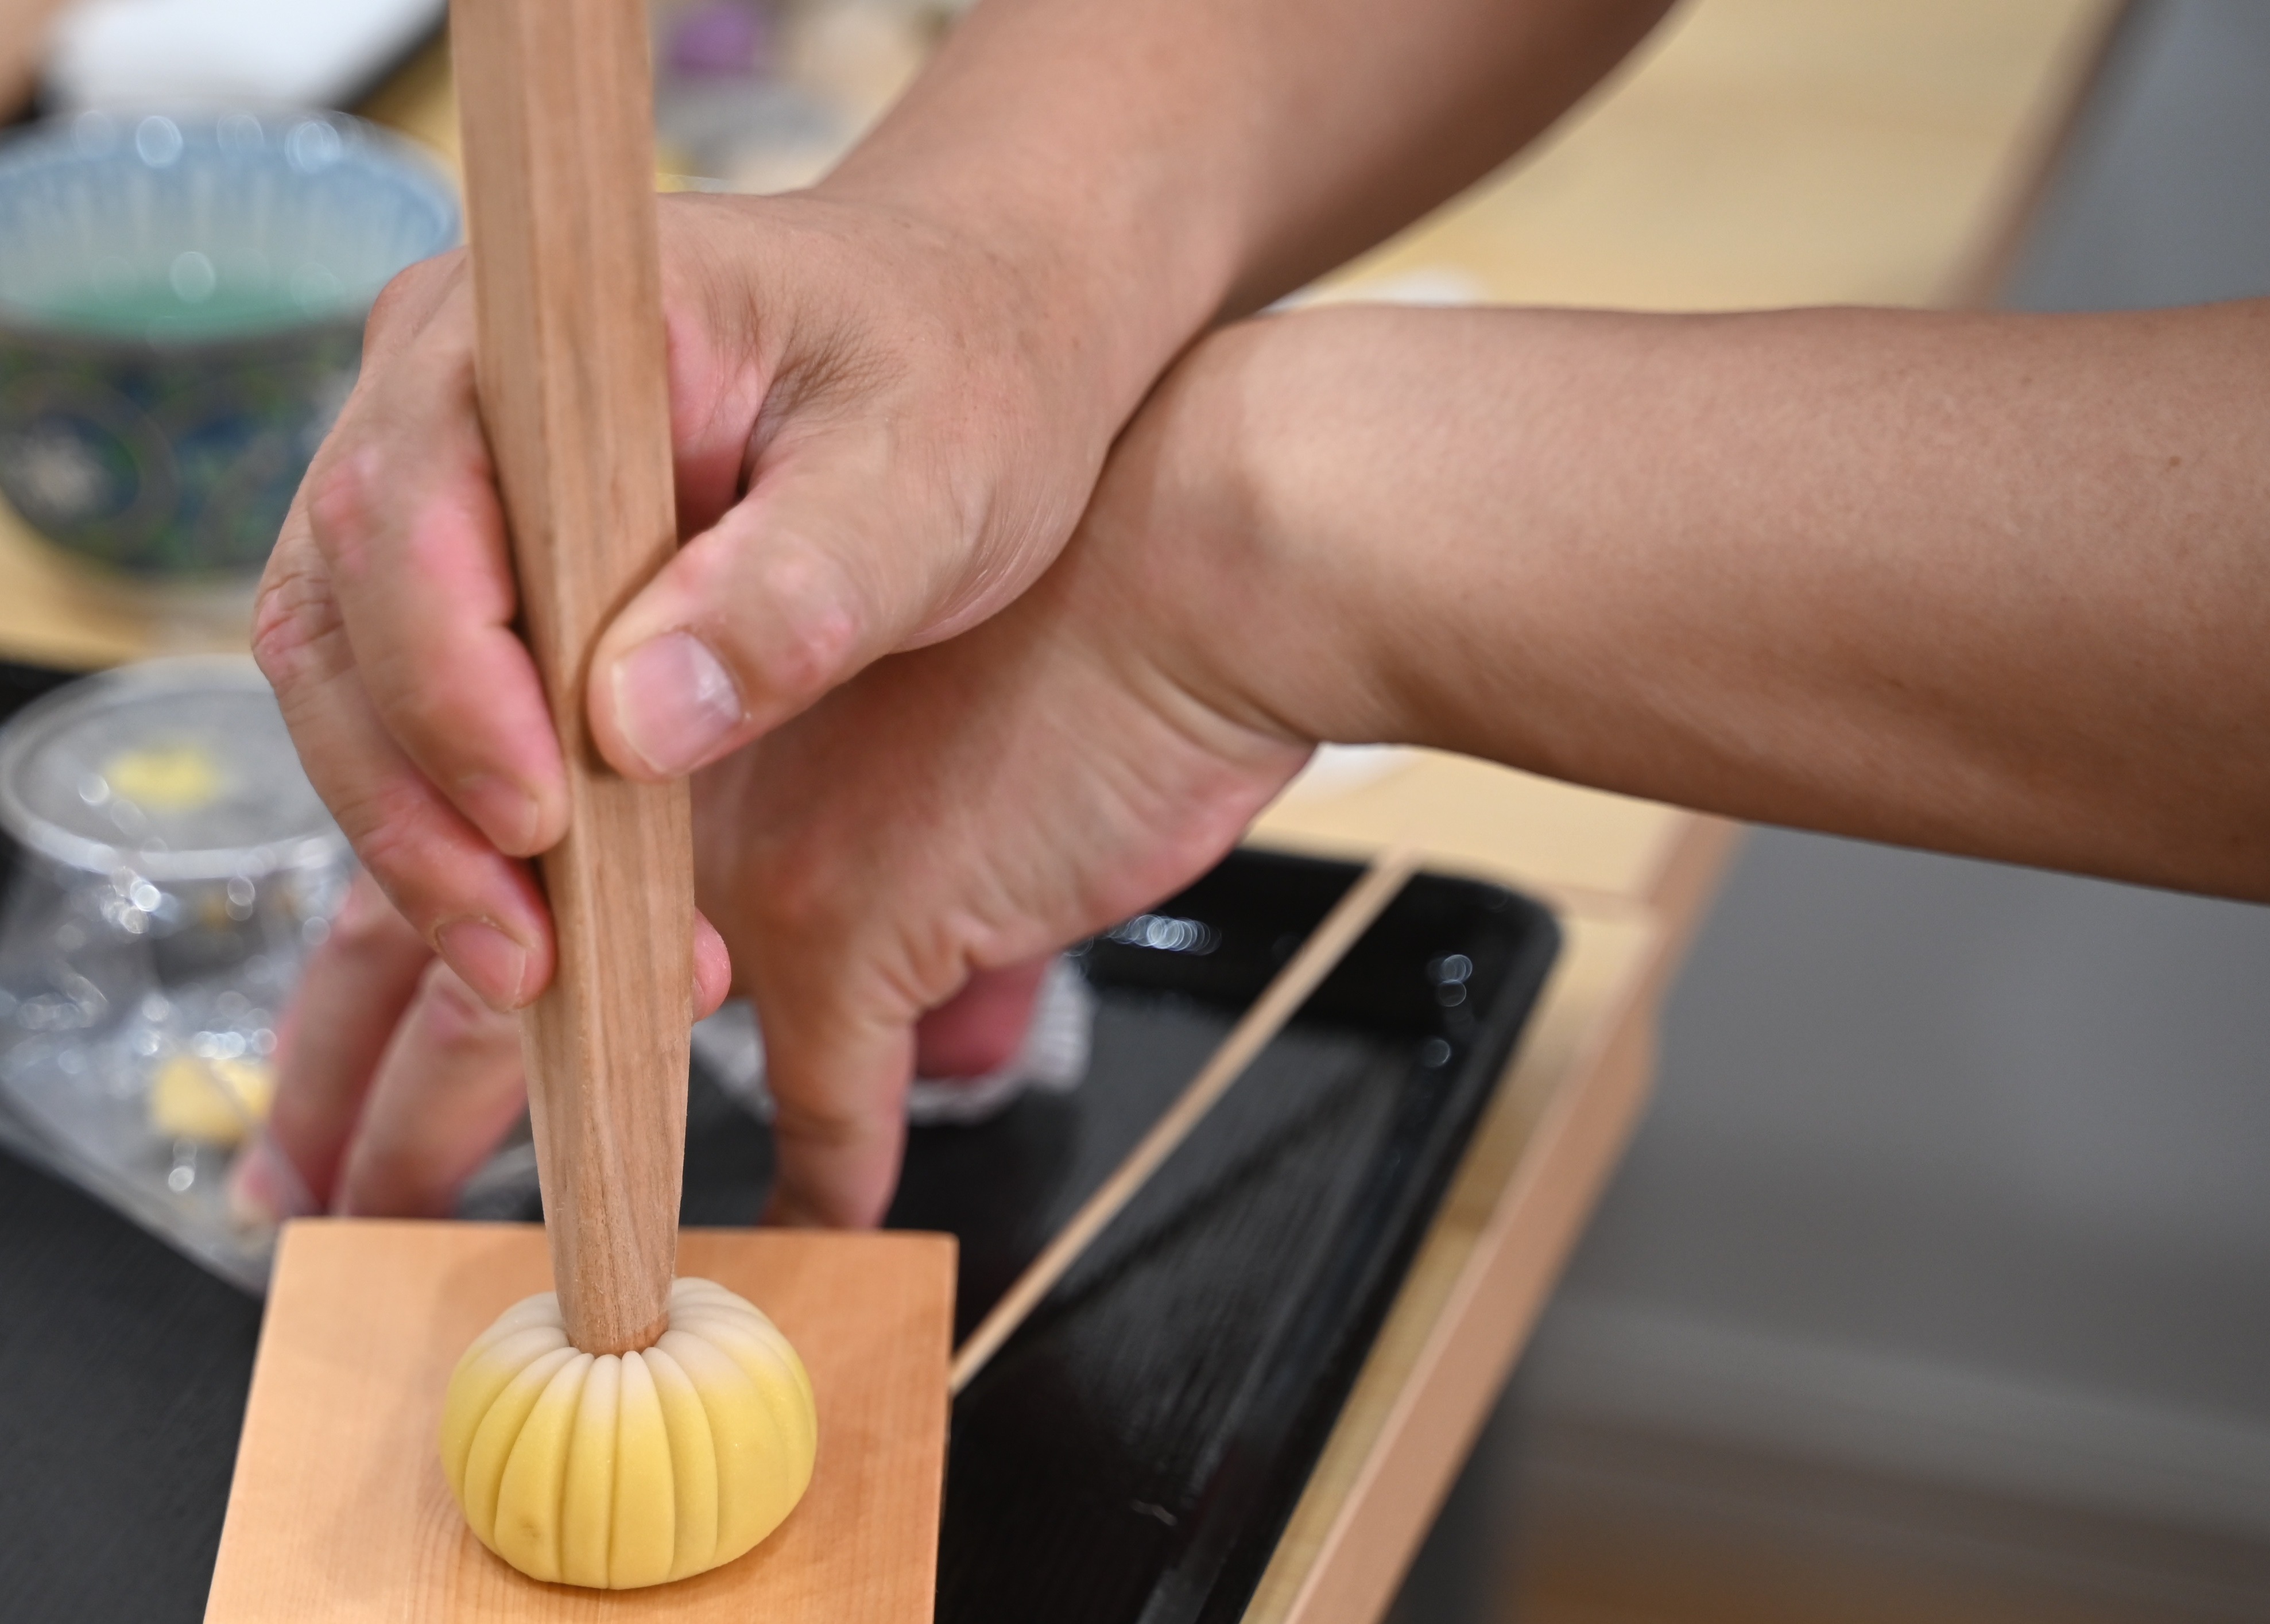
[0,110,459,576]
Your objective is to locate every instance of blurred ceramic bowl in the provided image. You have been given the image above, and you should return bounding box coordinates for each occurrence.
[0,108,458,575]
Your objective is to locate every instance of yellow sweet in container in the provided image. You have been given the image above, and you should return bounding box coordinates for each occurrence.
[440,1277,817,1588]
[100,743,224,811]
[149,1054,274,1146]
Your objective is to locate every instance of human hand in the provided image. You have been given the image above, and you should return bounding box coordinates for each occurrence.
[252,187,1151,1017]
[241,185,1158,1220]
[243,315,1326,1226]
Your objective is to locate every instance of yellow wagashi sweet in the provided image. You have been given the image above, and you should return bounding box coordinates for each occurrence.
[100,743,225,811]
[149,1054,274,1147]
[439,1277,817,1588]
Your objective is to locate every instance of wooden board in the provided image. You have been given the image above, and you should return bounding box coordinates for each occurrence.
[204,1220,954,1623]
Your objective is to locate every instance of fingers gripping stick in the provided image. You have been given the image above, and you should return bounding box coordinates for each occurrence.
[453,0,692,1355]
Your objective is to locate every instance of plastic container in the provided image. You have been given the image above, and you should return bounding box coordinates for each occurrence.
[0,656,349,1287]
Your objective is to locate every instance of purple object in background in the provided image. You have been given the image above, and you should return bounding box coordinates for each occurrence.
[669,1,773,79]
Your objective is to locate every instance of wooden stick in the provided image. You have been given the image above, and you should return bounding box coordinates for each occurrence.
[949,846,1423,1394]
[452,0,692,1355]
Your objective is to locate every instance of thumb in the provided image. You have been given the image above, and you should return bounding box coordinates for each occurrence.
[587,433,977,781]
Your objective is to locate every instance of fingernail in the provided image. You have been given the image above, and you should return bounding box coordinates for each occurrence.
[612,631,743,776]
[436,917,532,1009]
[455,772,543,855]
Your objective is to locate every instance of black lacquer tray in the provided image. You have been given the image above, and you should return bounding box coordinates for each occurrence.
[0,639,1559,1622]
[896,851,1560,1624]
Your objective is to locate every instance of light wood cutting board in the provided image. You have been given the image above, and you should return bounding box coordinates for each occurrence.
[204,1220,955,1622]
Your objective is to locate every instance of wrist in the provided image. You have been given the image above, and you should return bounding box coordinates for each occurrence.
[1100,312,1413,755]
[824,181,1226,433]
[812,19,1246,432]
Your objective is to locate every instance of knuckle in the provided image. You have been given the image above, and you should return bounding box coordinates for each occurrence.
[743,848,856,956]
[768,1091,883,1153]
[751,856,823,932]
[361,644,485,755]
[363,268,420,336]
[676,530,865,707]
[412,960,518,1052]
[250,549,349,695]
[268,758,521,970]
[363,250,463,347]
[304,447,379,578]
[318,873,424,967]
[738,859,962,1022]
[334,783,464,912]
[755,590,861,703]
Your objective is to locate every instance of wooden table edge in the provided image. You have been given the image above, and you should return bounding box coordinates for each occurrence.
[1235,865,1669,1624]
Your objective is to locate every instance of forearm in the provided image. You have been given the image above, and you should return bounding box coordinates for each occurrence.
[1163,301,2270,900]
[820,0,1671,419]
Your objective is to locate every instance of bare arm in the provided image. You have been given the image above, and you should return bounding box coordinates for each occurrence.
[828,0,1672,346]
[1149,300,2270,900]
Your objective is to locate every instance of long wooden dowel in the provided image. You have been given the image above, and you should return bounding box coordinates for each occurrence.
[948,846,1423,1394]
[454,0,692,1355]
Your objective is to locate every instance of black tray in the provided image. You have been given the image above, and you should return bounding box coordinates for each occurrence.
[897,851,1560,1624]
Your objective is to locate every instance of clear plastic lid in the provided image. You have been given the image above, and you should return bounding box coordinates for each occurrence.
[0,656,344,882]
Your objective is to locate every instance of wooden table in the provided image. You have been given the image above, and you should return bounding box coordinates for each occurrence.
[0,3,2117,1620]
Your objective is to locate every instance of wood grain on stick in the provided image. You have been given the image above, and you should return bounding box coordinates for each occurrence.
[452,0,690,1355]
[949,846,1423,1393]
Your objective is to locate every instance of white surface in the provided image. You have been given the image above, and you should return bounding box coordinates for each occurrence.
[1276,265,1489,314]
[45,0,443,111]
[1274,742,1420,805]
